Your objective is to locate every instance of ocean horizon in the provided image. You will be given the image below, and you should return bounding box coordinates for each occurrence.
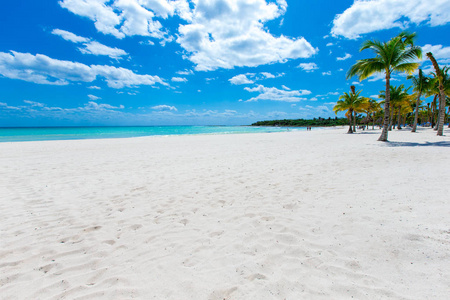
[0,125,301,142]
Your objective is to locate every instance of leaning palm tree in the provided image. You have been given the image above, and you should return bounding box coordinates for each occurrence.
[347,32,422,141]
[407,69,430,132]
[333,86,367,133]
[425,57,449,135]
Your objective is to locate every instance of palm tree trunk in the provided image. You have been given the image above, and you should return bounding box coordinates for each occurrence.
[397,108,402,129]
[437,92,446,135]
[447,106,450,128]
[378,73,390,141]
[427,53,446,136]
[432,95,437,130]
[389,107,394,130]
[372,113,375,130]
[411,92,421,132]
[347,111,353,133]
[353,111,357,132]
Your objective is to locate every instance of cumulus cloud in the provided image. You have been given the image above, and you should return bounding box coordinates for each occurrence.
[229,74,254,85]
[0,51,167,88]
[297,62,318,72]
[322,71,332,76]
[171,77,188,82]
[52,29,128,59]
[260,72,275,79]
[332,0,450,39]
[337,53,352,61]
[59,0,317,70]
[421,44,450,63]
[151,105,178,111]
[59,0,186,40]
[244,84,311,102]
[178,0,316,70]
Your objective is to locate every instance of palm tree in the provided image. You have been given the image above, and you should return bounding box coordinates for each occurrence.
[426,62,450,134]
[407,69,430,132]
[427,53,447,136]
[360,98,381,130]
[379,84,411,130]
[333,86,367,133]
[347,32,422,141]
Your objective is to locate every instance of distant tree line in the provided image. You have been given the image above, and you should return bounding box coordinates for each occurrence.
[251,117,349,127]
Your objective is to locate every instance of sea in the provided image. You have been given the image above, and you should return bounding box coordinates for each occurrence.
[0,126,300,142]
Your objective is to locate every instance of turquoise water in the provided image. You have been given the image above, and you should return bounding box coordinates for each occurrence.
[0,126,300,142]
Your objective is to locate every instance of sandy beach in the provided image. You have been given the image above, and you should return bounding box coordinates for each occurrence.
[1,127,449,299]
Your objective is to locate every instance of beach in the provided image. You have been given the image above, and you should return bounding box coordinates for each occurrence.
[1,127,449,299]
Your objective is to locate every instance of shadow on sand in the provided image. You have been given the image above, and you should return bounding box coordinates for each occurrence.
[384,141,450,147]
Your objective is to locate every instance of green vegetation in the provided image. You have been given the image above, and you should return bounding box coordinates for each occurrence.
[251,32,450,139]
[347,31,422,141]
[251,117,348,127]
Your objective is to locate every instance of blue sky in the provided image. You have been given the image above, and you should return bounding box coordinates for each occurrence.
[1,0,450,126]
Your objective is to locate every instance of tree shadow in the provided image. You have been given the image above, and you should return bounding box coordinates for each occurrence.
[384,141,450,147]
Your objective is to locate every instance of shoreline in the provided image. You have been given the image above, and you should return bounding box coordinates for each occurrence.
[1,127,449,299]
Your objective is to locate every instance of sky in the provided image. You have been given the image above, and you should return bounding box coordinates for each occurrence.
[1,0,450,126]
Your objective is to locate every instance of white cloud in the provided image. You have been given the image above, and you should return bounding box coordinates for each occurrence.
[52,28,89,43]
[139,40,155,46]
[151,105,178,111]
[83,101,124,110]
[1,100,124,115]
[421,44,450,63]
[177,0,317,71]
[326,43,334,47]
[322,71,332,76]
[23,100,45,107]
[244,84,311,102]
[52,28,128,60]
[171,77,188,82]
[176,0,317,70]
[260,72,275,79]
[316,91,340,98]
[281,85,290,90]
[88,94,101,100]
[297,62,318,72]
[337,53,352,61]
[59,0,185,40]
[88,85,101,89]
[59,1,317,70]
[229,74,254,85]
[0,51,167,88]
[229,72,283,85]
[332,0,450,39]
[79,41,128,59]
[176,69,194,75]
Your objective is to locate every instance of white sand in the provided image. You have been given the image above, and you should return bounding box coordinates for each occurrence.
[1,127,449,299]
